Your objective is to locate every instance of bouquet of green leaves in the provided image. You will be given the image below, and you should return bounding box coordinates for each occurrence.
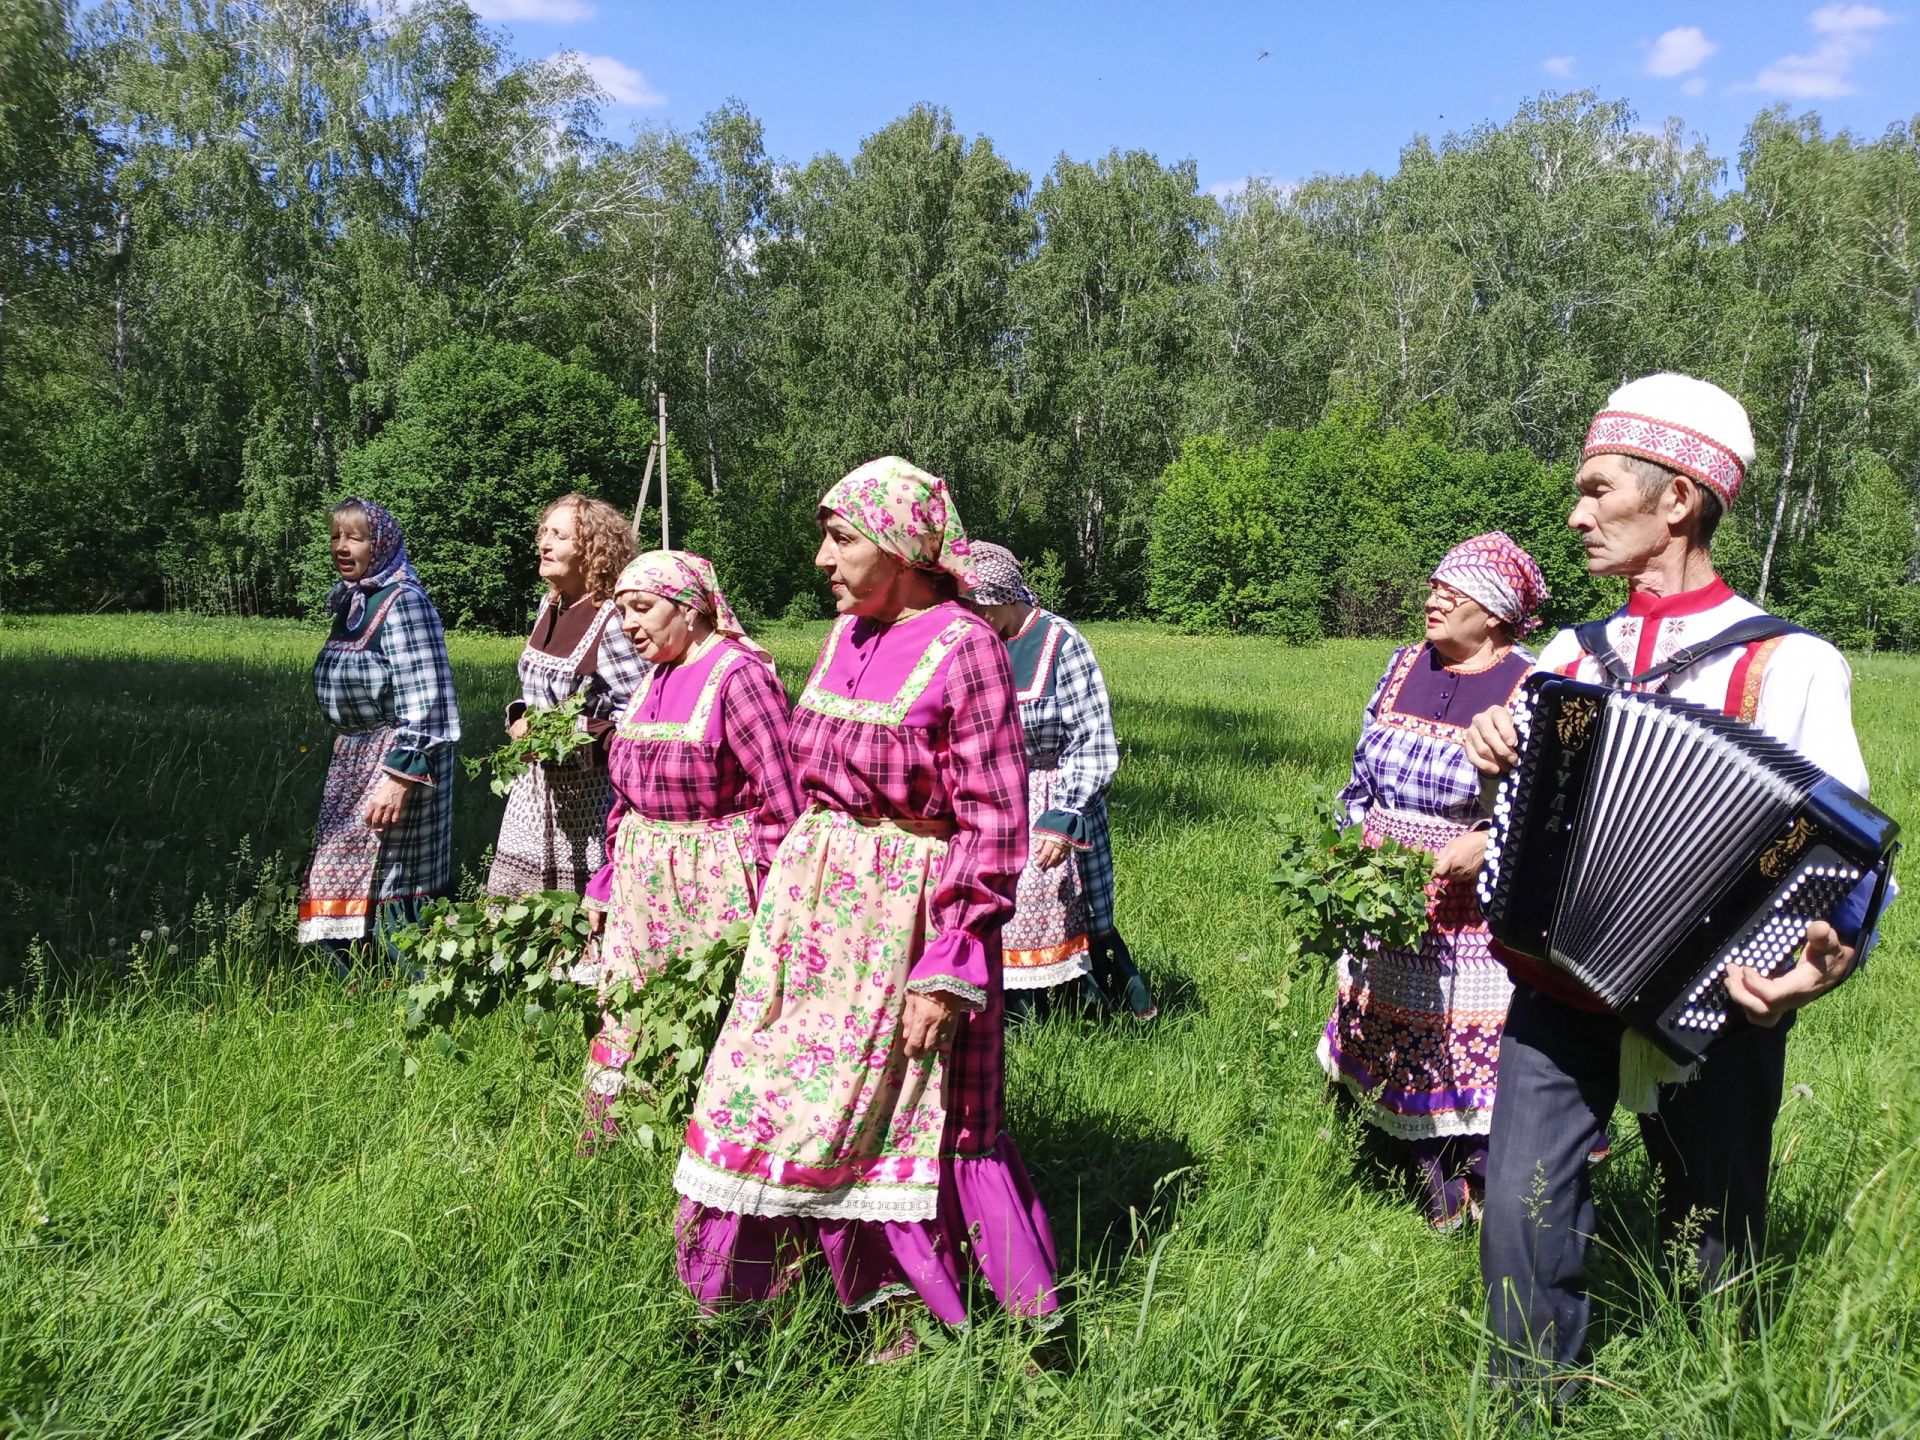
[395,894,750,1151]
[463,692,593,797]
[1267,800,1437,1022]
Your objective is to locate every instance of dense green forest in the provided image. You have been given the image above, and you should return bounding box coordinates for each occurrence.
[4,0,1918,642]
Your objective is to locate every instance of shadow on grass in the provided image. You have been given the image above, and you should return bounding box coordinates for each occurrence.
[1015,1088,1204,1286]
[1119,699,1350,773]
[0,650,516,984]
[1108,698,1353,828]
[1578,1125,1863,1355]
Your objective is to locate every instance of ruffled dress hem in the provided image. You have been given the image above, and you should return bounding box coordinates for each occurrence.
[675,1132,1059,1326]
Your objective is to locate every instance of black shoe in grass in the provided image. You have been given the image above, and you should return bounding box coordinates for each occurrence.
[1088,929,1158,1020]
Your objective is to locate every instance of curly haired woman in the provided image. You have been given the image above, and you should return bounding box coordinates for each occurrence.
[485,494,646,901]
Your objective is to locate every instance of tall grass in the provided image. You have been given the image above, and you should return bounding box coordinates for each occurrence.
[2,616,1917,1437]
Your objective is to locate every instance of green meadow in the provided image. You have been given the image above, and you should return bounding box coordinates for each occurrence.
[2,614,1917,1438]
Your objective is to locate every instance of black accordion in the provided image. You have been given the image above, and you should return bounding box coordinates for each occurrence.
[1479,674,1899,1062]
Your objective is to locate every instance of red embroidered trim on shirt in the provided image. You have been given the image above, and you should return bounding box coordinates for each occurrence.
[1623,577,1736,620]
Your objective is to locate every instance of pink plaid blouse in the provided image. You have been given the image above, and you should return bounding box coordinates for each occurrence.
[789,602,1029,1005]
[584,637,800,902]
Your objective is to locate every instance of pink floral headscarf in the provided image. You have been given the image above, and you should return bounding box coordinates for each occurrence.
[615,549,773,663]
[818,457,978,593]
[1430,531,1549,635]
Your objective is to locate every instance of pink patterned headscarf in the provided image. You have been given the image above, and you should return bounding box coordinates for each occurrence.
[1430,532,1549,635]
[615,549,772,663]
[818,457,978,593]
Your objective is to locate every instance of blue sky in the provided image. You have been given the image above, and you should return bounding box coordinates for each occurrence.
[474,1,1918,190]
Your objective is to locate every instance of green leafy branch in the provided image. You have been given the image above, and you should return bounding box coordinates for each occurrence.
[1268,800,1436,1024]
[462,692,593,798]
[394,890,599,1066]
[393,893,751,1152]
[601,920,751,1151]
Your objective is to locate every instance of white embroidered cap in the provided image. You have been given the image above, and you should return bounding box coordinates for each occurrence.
[1583,373,1756,509]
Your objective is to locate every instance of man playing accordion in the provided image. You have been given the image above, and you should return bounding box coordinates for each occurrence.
[1462,373,1885,1403]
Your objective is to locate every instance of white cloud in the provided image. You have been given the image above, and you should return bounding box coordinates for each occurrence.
[472,0,596,19]
[1745,3,1897,97]
[564,52,666,107]
[1542,55,1576,79]
[1681,75,1709,96]
[1811,2,1898,33]
[1645,26,1718,77]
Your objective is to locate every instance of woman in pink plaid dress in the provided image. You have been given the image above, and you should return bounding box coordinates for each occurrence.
[579,551,800,1140]
[673,458,1058,1352]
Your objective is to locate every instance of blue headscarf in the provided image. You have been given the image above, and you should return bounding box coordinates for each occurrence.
[326,498,424,628]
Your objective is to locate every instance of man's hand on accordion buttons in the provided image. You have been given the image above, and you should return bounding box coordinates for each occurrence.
[1724,920,1857,1026]
[1464,705,1521,776]
[1433,829,1489,881]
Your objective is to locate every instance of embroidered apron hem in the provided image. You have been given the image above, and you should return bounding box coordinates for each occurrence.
[673,1149,941,1224]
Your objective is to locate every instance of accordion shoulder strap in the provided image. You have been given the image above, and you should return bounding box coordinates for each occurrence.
[1573,614,1811,689]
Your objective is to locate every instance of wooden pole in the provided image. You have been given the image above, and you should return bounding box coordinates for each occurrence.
[631,441,656,541]
[657,390,669,549]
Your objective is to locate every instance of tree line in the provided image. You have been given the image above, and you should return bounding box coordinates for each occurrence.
[3,0,1918,644]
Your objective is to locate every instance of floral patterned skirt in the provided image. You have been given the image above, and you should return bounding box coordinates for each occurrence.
[673,807,1057,1322]
[584,810,759,1100]
[1002,764,1093,991]
[1316,806,1514,1140]
[485,758,613,900]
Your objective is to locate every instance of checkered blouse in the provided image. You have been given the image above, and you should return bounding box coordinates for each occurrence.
[592,640,801,885]
[1337,642,1532,829]
[312,583,462,779]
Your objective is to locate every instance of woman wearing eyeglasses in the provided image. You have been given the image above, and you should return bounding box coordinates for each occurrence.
[1315,532,1550,1232]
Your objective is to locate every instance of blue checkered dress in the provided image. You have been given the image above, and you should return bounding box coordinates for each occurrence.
[309,582,462,929]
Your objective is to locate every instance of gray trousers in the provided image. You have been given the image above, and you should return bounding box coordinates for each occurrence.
[1480,985,1792,1376]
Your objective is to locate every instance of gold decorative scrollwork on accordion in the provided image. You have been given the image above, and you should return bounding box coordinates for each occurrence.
[1555,698,1600,750]
[1758,817,1817,879]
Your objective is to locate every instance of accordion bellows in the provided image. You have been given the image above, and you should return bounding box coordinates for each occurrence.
[1480,674,1899,1063]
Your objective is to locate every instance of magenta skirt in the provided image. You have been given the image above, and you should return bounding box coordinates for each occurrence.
[676,1128,1057,1324]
